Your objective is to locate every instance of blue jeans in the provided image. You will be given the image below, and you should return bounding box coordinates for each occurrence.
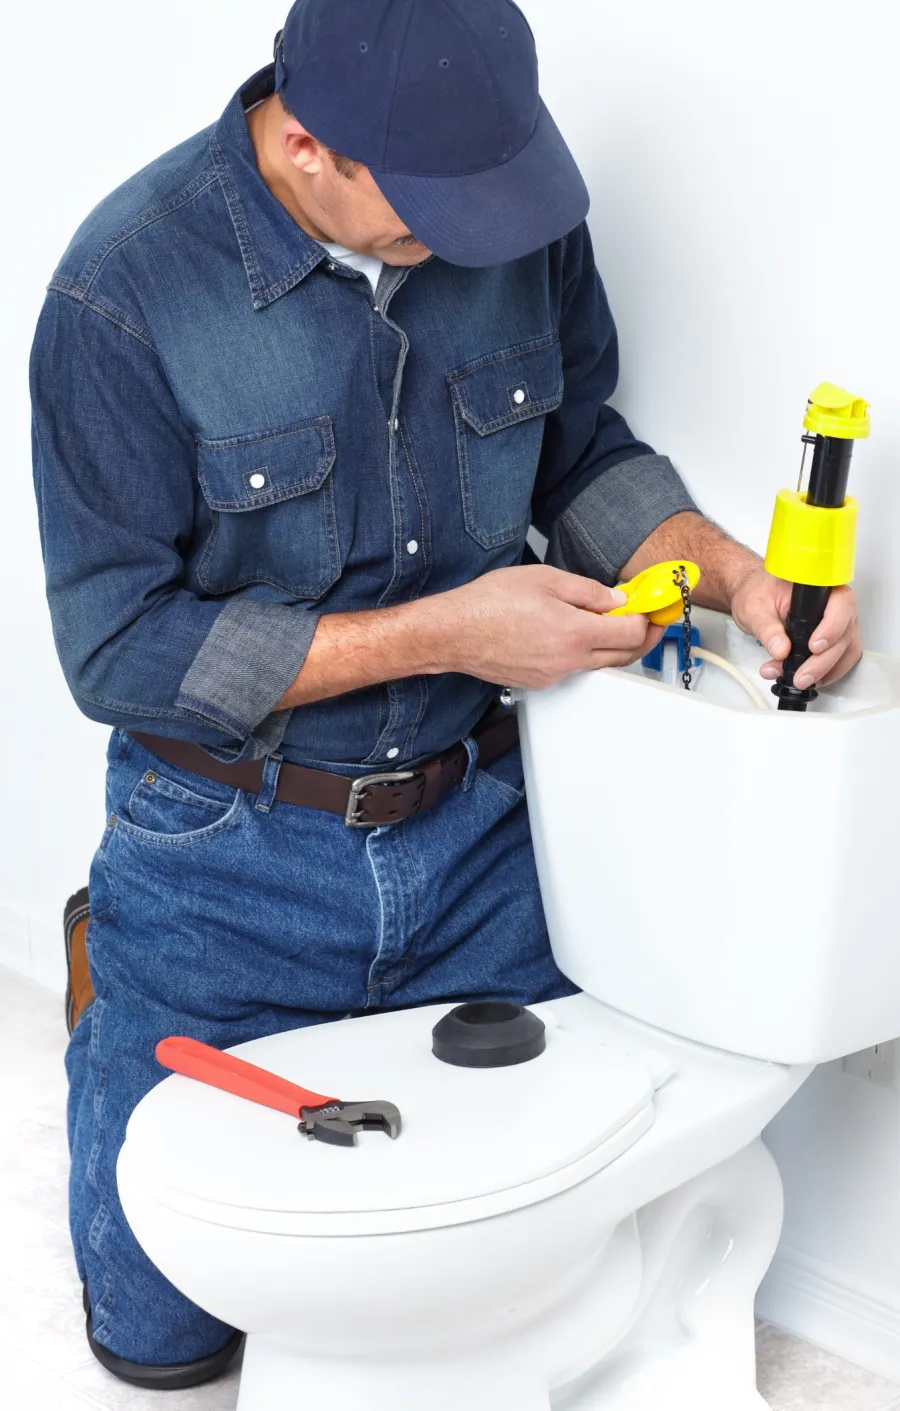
[67,728,576,1366]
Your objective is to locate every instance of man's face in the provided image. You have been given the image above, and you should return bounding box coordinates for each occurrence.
[266,103,431,265]
[312,155,431,266]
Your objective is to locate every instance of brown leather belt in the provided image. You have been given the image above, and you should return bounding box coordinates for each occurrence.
[128,705,519,829]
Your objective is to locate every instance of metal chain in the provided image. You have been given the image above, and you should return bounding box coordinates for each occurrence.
[676,565,693,691]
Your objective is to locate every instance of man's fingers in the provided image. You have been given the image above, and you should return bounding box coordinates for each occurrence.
[760,643,850,687]
[822,649,860,686]
[752,616,791,662]
[792,642,849,690]
[640,624,666,656]
[808,586,857,655]
[580,610,651,652]
[588,644,660,669]
[761,640,861,689]
[546,569,628,614]
[587,622,664,665]
[757,584,860,687]
[801,632,862,689]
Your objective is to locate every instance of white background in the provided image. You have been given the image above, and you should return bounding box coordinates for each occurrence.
[1,0,899,1365]
[1,0,292,984]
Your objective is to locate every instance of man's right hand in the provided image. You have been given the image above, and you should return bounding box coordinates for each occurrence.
[436,565,663,691]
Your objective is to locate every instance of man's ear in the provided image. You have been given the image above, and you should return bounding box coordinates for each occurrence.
[282,125,325,175]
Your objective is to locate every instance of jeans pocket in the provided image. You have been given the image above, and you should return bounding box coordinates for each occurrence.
[110,739,246,847]
[477,744,527,808]
[113,789,246,847]
[125,770,240,837]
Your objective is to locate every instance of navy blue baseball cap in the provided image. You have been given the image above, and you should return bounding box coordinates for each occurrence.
[273,0,590,267]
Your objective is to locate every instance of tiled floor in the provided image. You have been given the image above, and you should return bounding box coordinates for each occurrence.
[2,964,899,1410]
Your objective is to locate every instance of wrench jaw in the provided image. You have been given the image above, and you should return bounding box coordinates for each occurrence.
[298,1100,402,1146]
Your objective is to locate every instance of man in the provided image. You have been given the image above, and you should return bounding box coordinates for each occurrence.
[31,0,861,1391]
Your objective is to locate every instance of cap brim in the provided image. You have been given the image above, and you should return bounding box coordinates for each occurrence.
[372,100,590,268]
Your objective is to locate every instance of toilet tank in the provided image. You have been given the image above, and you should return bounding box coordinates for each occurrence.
[517,611,900,1065]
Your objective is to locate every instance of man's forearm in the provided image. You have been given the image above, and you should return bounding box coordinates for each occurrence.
[274,598,451,710]
[274,562,648,712]
[619,511,763,612]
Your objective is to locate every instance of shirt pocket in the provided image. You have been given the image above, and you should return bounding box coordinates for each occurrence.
[196,416,341,598]
[448,334,564,551]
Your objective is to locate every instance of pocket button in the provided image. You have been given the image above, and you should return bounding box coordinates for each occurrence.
[249,473,266,489]
[144,772,157,785]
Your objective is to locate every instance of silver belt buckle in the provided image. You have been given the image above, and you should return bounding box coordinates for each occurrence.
[345,771,416,828]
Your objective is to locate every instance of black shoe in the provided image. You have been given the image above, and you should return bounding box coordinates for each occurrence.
[83,1284,243,1390]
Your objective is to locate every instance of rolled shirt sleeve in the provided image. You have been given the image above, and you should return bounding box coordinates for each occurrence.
[30,289,314,759]
[545,452,697,585]
[533,222,698,585]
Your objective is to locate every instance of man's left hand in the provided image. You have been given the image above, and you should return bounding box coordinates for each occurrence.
[731,568,862,690]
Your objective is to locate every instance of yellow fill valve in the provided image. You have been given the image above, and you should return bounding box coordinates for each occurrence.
[803,382,870,441]
[765,381,869,589]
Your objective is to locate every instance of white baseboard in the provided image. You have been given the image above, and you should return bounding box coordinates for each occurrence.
[0,901,66,996]
[757,1243,900,1383]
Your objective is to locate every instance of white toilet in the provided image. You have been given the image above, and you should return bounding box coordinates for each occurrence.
[117,612,900,1411]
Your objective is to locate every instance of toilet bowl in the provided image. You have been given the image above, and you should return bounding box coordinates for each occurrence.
[117,617,900,1409]
[118,996,804,1410]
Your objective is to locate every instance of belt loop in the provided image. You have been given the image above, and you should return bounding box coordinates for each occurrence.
[461,736,479,793]
[255,753,283,813]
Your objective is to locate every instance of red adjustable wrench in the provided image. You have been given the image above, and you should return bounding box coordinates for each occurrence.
[156,1036,401,1147]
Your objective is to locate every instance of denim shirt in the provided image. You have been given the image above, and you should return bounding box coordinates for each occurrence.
[30,65,695,769]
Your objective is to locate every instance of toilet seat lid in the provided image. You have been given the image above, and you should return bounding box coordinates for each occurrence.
[123,1004,655,1230]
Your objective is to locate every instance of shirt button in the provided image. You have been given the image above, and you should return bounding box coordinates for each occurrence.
[249,473,266,489]
[386,748,400,760]
[513,388,526,405]
[407,540,419,555]
[393,418,399,432]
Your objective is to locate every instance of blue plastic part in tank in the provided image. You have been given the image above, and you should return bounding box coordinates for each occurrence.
[642,624,701,675]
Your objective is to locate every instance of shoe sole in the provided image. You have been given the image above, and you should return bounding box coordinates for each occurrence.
[84,1287,242,1390]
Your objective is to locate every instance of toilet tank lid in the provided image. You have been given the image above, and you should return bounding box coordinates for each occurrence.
[121,1004,656,1225]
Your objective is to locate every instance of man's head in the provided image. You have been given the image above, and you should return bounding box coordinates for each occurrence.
[260,92,431,265]
[265,0,589,267]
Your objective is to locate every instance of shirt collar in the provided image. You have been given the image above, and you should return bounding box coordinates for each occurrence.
[210,65,326,311]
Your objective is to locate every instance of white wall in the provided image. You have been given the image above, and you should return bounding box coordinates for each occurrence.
[0,0,289,987]
[2,0,899,1371]
[526,0,900,640]
[761,1061,900,1378]
[521,0,900,1377]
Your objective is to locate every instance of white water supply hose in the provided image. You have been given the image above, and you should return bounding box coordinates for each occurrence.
[691,648,769,711]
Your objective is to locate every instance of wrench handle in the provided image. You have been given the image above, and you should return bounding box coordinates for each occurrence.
[156,1036,337,1119]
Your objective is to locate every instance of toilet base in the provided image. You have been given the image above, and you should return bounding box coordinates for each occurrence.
[232,1141,780,1411]
[236,1343,771,1411]
[237,1339,555,1411]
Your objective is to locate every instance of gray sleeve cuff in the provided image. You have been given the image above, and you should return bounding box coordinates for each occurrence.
[176,596,320,760]
[544,453,698,585]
